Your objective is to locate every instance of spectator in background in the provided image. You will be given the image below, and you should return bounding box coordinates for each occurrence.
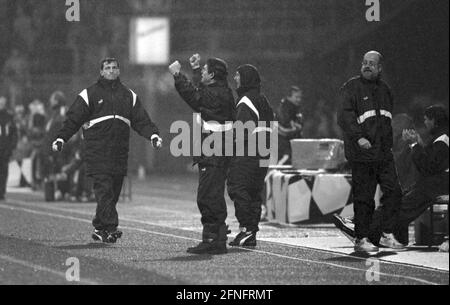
[11,104,32,167]
[275,86,303,164]
[42,91,67,191]
[27,99,47,188]
[0,96,18,200]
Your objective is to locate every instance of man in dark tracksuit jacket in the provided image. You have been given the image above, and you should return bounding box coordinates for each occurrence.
[53,58,161,243]
[169,54,235,254]
[0,96,18,200]
[275,86,303,164]
[227,64,274,247]
[393,105,449,245]
[338,51,403,253]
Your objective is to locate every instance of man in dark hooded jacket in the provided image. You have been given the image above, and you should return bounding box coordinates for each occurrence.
[169,54,235,254]
[227,64,274,247]
[52,58,162,243]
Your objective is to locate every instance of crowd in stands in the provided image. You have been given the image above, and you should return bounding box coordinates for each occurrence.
[1,91,94,202]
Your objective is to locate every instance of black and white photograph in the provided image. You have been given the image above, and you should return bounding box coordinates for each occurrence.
[0,0,448,291]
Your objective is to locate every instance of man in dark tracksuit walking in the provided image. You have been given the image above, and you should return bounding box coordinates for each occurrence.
[337,51,403,253]
[53,58,162,243]
[0,96,18,201]
[169,54,235,254]
[227,64,274,247]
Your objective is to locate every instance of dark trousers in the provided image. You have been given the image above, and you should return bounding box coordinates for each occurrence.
[393,173,449,244]
[351,160,402,240]
[227,157,268,232]
[0,154,9,199]
[91,174,124,231]
[278,135,291,164]
[197,162,228,234]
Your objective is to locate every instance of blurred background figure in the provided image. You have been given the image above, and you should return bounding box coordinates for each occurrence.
[275,86,303,164]
[0,95,18,200]
[27,98,47,188]
[1,48,31,108]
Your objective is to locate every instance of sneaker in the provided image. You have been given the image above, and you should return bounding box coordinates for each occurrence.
[354,238,379,253]
[106,230,123,243]
[92,229,109,242]
[379,233,406,251]
[332,214,356,244]
[439,240,449,252]
[229,228,257,247]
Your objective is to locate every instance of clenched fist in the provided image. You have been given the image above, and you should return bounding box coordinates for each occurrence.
[168,61,181,76]
[151,134,162,149]
[189,53,201,69]
[52,138,64,152]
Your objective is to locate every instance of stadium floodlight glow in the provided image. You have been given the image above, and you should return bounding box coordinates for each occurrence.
[130,17,170,65]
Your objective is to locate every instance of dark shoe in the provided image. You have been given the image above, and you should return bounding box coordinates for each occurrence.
[229,228,257,247]
[379,232,406,251]
[354,238,379,253]
[92,229,109,242]
[187,241,214,254]
[207,241,228,254]
[332,214,356,244]
[106,229,123,243]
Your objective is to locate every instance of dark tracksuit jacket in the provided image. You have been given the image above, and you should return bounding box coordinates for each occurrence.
[275,98,303,163]
[0,110,18,198]
[56,77,159,231]
[174,69,235,235]
[393,129,449,244]
[227,64,275,233]
[337,75,402,239]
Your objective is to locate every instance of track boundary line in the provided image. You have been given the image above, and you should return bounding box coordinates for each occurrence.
[6,198,449,274]
[0,254,99,285]
[0,202,444,285]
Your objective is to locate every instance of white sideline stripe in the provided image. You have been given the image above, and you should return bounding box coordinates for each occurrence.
[434,134,449,146]
[0,254,99,285]
[202,121,233,132]
[86,115,131,129]
[5,198,449,274]
[129,89,137,107]
[79,89,89,106]
[237,96,259,120]
[0,202,443,285]
[357,109,392,124]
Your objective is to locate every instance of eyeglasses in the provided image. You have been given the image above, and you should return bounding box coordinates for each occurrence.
[362,61,379,68]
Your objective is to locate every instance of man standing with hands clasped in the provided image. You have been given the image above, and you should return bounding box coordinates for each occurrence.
[169,54,235,254]
[337,51,403,253]
[53,58,162,243]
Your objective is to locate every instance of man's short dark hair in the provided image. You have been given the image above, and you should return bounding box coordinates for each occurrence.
[207,58,228,81]
[100,58,119,70]
[289,86,301,97]
[424,104,449,131]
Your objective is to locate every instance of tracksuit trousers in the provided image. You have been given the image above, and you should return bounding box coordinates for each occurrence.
[91,174,124,231]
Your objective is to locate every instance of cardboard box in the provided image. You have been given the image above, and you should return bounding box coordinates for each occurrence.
[291,139,346,170]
